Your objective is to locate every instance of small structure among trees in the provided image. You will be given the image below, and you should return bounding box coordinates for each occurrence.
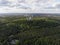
[26,15,33,20]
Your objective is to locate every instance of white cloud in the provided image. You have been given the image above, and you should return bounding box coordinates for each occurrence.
[0,0,60,13]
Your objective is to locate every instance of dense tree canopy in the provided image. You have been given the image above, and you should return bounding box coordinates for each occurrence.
[0,16,60,45]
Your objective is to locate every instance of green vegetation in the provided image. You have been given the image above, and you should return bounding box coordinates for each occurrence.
[0,16,60,45]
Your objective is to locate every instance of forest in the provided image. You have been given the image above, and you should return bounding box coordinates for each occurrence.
[0,16,60,45]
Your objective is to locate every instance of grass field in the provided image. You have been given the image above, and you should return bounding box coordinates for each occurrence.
[0,16,60,45]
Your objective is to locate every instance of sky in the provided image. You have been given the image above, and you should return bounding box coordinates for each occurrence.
[0,0,60,13]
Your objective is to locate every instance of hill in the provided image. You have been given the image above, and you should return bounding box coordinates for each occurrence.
[0,16,60,45]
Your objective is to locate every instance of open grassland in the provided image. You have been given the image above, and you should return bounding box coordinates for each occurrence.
[0,16,60,45]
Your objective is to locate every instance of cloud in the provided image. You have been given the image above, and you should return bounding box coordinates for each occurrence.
[0,0,60,13]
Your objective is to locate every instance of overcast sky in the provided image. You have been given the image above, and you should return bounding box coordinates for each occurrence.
[0,0,60,13]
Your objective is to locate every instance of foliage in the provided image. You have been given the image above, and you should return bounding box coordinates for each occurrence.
[0,16,60,45]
